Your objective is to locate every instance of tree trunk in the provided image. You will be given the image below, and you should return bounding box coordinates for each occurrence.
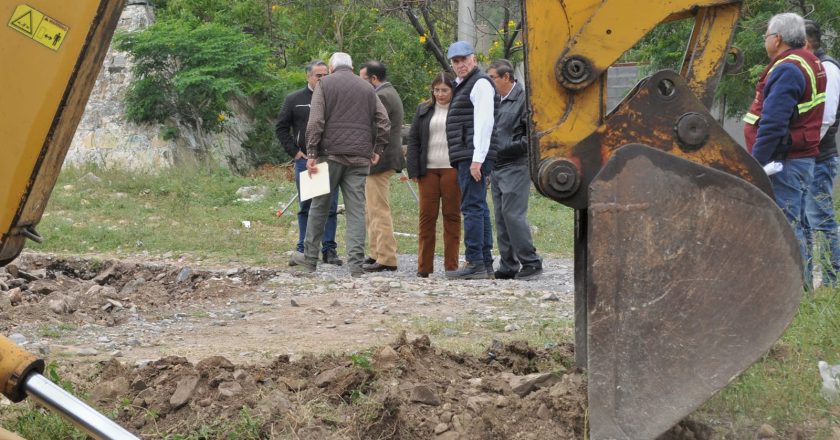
[457,0,475,45]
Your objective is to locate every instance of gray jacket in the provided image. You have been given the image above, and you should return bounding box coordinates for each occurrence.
[494,81,529,169]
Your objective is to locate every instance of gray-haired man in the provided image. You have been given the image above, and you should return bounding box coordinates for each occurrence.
[291,52,390,277]
[487,59,543,280]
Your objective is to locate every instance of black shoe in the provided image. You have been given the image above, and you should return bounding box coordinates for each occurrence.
[417,272,430,278]
[485,262,495,279]
[363,256,376,265]
[446,262,488,280]
[515,265,543,281]
[494,270,517,280]
[363,262,397,272]
[322,249,343,266]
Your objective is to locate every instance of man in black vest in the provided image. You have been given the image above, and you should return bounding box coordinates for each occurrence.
[444,41,499,280]
[803,20,840,288]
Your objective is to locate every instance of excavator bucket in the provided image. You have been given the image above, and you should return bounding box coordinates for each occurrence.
[585,145,802,439]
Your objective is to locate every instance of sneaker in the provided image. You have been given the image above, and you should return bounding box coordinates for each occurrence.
[290,252,316,273]
[446,262,488,280]
[494,270,517,280]
[322,249,343,266]
[515,265,543,281]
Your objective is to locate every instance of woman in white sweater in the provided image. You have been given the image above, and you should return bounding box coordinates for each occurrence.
[406,73,461,278]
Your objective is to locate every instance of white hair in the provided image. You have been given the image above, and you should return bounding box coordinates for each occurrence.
[767,13,806,48]
[329,52,353,70]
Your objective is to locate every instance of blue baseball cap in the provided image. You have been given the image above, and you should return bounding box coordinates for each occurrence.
[447,41,475,59]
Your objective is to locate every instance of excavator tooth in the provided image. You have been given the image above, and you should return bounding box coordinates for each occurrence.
[586,145,802,439]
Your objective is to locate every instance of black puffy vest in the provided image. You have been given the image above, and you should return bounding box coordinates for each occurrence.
[446,67,499,165]
[818,51,840,163]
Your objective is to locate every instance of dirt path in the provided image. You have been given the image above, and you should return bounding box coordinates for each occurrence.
[1,253,709,439]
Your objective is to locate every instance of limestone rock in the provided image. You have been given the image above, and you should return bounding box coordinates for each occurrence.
[410,385,441,406]
[506,372,563,397]
[170,376,200,409]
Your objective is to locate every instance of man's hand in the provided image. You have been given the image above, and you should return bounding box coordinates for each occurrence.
[371,153,381,165]
[294,151,306,160]
[469,161,482,182]
[306,158,318,176]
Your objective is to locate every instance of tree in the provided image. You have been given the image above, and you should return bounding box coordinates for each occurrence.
[115,20,288,164]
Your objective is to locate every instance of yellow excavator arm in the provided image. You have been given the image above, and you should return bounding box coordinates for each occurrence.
[0,0,802,439]
[523,1,802,438]
[1,2,139,438]
[1,0,124,265]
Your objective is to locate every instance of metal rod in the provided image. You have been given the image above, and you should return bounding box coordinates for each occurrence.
[400,170,419,202]
[24,373,139,440]
[277,192,299,218]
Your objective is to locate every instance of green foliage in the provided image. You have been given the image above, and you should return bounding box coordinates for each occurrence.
[115,20,274,134]
[351,352,374,371]
[633,0,840,117]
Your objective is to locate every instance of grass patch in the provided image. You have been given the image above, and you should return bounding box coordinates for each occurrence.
[695,287,840,438]
[37,323,77,338]
[34,165,574,266]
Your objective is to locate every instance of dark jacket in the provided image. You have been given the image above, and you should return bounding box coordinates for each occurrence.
[306,65,390,160]
[406,102,437,178]
[446,67,499,165]
[275,86,313,157]
[818,50,840,163]
[370,82,406,174]
[494,81,529,169]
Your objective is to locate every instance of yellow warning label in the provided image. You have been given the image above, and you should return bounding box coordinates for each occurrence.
[8,4,43,37]
[7,4,68,51]
[33,16,67,50]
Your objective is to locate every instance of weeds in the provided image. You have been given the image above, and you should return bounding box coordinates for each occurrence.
[37,165,575,266]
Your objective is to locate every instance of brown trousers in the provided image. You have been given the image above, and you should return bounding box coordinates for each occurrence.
[365,170,399,266]
[417,168,462,273]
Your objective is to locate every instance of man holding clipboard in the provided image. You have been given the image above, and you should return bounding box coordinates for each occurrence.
[291,52,390,277]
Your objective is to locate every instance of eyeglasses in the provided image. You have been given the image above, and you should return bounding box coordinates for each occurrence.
[763,32,779,40]
[314,73,328,78]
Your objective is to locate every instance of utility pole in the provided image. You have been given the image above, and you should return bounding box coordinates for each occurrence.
[457,0,476,45]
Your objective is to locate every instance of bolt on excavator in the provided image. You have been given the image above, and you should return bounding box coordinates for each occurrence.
[0,0,802,439]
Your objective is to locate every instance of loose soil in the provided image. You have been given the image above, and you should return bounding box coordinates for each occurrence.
[0,253,706,439]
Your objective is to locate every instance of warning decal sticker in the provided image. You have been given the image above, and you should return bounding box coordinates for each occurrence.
[7,4,68,51]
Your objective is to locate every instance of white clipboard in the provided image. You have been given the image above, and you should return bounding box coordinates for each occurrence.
[299,162,330,201]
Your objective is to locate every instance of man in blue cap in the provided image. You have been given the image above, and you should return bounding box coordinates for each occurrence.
[444,41,499,280]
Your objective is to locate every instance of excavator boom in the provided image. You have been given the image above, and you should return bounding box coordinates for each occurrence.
[1,1,139,438]
[523,1,802,438]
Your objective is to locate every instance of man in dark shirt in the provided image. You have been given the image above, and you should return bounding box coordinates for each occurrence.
[275,60,342,266]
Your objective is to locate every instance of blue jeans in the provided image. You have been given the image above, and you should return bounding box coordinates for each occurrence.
[295,157,338,254]
[770,157,814,284]
[457,160,494,265]
[803,156,840,287]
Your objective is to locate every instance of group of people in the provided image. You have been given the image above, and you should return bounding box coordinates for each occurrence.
[275,42,543,281]
[745,13,840,289]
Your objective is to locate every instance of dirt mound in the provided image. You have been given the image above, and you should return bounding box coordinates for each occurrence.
[0,254,277,331]
[86,334,586,439]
